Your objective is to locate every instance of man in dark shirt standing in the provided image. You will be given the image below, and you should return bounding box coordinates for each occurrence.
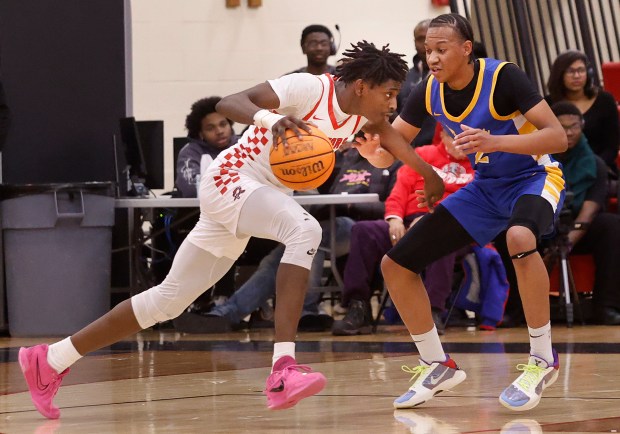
[397,19,431,113]
[287,24,337,76]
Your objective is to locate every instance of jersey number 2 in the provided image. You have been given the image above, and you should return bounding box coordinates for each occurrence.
[475,152,490,164]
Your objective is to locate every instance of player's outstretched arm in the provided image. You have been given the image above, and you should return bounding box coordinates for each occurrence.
[364,119,445,209]
[352,132,395,168]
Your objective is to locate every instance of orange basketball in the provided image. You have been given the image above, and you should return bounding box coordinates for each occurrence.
[269,126,335,191]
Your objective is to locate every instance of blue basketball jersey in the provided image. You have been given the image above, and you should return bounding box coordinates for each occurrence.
[425,58,566,245]
[426,59,563,202]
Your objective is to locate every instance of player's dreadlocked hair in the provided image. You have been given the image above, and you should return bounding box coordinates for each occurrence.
[334,40,408,86]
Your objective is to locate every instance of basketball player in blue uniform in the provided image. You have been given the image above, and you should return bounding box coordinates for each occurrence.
[357,14,567,411]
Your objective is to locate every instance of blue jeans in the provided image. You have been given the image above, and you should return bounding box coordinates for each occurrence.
[209,216,355,323]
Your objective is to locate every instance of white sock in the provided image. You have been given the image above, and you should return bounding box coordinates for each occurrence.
[272,342,296,371]
[411,326,446,363]
[47,337,83,374]
[528,322,553,363]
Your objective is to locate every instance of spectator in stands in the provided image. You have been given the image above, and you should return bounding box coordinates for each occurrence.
[168,97,240,323]
[286,24,338,76]
[549,102,620,324]
[397,19,431,114]
[175,97,237,198]
[501,101,620,326]
[546,51,619,174]
[202,143,401,332]
[332,125,474,336]
[397,19,437,148]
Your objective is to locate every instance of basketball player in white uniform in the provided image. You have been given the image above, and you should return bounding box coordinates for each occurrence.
[19,42,444,417]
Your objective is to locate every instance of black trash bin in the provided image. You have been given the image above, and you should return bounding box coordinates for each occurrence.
[0,182,115,336]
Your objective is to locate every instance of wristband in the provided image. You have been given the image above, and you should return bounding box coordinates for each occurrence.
[253,109,285,131]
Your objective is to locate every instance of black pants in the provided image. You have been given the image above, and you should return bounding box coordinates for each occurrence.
[571,212,620,309]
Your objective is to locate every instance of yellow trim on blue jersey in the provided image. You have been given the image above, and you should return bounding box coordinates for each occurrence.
[425,75,434,115]
[440,59,486,122]
[543,165,565,202]
[517,121,537,134]
[489,62,520,121]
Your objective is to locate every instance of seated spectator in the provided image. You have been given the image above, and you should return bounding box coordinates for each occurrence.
[163,96,238,331]
[545,51,619,174]
[501,102,620,326]
[201,143,401,332]
[549,102,620,324]
[175,96,238,197]
[332,125,474,335]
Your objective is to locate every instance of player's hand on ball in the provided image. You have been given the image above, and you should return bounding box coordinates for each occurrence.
[272,117,313,150]
[454,124,493,154]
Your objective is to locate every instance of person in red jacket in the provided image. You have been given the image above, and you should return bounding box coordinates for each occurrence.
[332,124,474,335]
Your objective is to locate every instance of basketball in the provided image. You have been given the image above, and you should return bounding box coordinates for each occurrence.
[269,126,335,191]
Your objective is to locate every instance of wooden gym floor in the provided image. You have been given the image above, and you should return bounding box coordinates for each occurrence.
[1,324,620,433]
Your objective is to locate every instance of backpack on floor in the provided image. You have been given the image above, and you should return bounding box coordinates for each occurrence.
[455,244,509,330]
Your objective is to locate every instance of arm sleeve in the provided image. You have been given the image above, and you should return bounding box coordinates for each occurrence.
[398,78,431,128]
[493,64,543,116]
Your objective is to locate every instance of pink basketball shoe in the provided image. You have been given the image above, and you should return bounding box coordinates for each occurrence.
[264,356,326,410]
[18,344,70,419]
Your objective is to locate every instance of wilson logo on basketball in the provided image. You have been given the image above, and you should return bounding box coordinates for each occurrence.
[277,161,326,177]
[269,126,335,191]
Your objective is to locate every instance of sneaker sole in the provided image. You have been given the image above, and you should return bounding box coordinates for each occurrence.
[393,370,467,409]
[499,369,559,412]
[267,375,327,410]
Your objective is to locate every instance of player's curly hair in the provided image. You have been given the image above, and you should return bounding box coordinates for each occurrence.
[185,96,233,139]
[335,40,408,86]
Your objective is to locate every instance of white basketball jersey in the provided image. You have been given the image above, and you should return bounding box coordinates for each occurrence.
[210,73,367,195]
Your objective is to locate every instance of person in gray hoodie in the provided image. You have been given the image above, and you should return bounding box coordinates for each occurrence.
[175,96,237,197]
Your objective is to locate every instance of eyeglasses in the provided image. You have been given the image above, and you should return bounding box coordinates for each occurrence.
[564,67,587,76]
[561,122,582,132]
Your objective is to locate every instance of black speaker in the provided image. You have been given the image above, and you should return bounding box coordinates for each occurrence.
[136,121,164,190]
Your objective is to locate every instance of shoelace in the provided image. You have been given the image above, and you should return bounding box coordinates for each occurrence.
[284,363,313,373]
[401,364,430,386]
[515,363,546,391]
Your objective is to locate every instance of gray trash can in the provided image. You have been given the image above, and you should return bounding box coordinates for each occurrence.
[0,182,115,336]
